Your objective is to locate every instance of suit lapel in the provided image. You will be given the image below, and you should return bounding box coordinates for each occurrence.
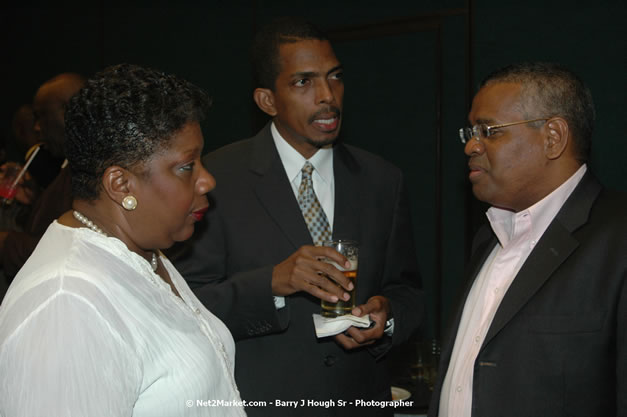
[331,144,362,242]
[249,125,313,249]
[482,171,601,346]
[466,227,498,292]
[482,222,579,345]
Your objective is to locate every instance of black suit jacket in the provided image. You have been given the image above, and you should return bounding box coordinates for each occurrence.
[171,124,423,416]
[429,171,627,417]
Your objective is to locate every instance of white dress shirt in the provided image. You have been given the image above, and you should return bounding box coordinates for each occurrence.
[439,164,587,417]
[0,222,245,417]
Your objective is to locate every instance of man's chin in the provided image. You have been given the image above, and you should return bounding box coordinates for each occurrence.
[305,136,338,149]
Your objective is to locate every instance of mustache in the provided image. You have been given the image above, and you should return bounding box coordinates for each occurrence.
[308,106,341,124]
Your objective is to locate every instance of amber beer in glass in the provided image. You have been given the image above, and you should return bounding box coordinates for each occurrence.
[321,240,358,317]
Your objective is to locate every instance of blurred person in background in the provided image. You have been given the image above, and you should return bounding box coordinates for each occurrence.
[0,73,85,281]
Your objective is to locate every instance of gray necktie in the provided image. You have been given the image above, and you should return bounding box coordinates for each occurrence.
[297,161,332,246]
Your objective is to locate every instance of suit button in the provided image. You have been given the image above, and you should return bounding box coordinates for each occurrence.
[324,355,337,367]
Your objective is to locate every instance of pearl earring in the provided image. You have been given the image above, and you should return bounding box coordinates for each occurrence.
[122,195,138,211]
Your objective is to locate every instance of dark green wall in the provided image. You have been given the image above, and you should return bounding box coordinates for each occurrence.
[1,1,625,340]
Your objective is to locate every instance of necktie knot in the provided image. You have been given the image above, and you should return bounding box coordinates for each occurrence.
[302,161,314,177]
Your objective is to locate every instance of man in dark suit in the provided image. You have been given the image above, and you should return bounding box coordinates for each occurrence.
[171,17,423,416]
[1,73,84,287]
[429,62,626,417]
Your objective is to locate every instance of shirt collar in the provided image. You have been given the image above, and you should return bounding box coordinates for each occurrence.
[271,122,333,184]
[487,164,588,247]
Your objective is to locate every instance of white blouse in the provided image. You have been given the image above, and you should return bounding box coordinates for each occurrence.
[0,221,245,417]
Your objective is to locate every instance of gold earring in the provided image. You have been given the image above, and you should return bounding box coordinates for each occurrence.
[122,195,138,211]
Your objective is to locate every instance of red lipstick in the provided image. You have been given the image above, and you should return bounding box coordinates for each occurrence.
[192,207,209,221]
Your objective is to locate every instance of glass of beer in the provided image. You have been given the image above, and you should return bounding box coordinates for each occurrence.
[321,240,358,317]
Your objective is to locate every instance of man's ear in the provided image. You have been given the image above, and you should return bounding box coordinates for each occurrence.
[544,117,570,160]
[253,88,278,117]
[101,165,134,207]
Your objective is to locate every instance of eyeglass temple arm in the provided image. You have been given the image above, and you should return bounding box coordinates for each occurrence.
[489,118,549,129]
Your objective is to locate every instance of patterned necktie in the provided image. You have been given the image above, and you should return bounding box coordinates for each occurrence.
[297,161,332,246]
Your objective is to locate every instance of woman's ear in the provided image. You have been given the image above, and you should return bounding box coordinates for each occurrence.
[253,88,278,117]
[544,117,570,160]
[101,165,133,206]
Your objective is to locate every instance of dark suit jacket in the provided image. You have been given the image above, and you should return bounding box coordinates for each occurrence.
[171,124,423,416]
[429,172,627,417]
[2,166,72,279]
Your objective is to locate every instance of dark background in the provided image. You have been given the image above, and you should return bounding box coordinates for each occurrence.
[1,0,625,348]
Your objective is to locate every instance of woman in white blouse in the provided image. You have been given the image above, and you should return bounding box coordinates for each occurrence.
[0,64,245,417]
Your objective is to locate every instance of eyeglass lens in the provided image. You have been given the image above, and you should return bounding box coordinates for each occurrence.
[459,125,489,144]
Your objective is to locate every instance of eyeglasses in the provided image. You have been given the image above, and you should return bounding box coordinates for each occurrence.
[458,118,549,144]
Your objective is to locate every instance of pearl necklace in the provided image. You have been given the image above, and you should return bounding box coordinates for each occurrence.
[72,210,158,272]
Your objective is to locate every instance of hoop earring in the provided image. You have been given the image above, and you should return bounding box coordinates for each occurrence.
[122,195,138,211]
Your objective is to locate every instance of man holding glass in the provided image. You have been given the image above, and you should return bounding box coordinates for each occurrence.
[1,73,85,283]
[429,62,626,417]
[172,17,423,416]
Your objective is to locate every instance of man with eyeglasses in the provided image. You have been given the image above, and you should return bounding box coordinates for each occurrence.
[429,62,626,417]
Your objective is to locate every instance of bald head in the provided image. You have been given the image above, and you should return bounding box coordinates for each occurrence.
[33,73,86,158]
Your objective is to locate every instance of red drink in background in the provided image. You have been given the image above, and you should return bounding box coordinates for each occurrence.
[0,163,22,203]
[0,184,17,200]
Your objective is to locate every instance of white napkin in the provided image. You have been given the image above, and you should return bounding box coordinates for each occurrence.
[312,313,371,338]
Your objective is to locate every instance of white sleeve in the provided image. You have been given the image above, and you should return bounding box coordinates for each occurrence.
[0,291,142,417]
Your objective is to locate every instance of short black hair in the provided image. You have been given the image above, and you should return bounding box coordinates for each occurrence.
[251,16,328,90]
[481,62,595,162]
[65,63,210,200]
